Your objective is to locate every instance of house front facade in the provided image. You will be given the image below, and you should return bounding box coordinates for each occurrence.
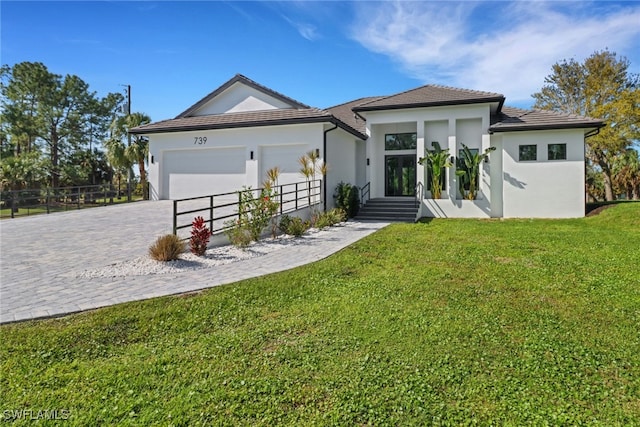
[131,74,603,219]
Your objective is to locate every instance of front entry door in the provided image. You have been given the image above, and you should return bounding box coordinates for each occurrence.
[385,155,416,196]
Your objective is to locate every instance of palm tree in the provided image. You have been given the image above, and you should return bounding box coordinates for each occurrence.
[106,112,151,199]
[613,148,640,200]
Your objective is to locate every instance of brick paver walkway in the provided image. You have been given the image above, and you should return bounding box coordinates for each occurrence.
[0,202,388,323]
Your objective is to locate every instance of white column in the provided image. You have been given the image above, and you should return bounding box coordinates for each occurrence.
[416,121,425,201]
[448,118,457,201]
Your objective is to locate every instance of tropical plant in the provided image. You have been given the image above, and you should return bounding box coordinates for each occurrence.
[263,167,281,238]
[189,216,211,256]
[149,234,185,262]
[299,150,327,209]
[107,112,152,199]
[455,144,496,200]
[418,142,451,199]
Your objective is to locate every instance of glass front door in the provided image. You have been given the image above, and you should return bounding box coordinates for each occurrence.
[385,155,416,196]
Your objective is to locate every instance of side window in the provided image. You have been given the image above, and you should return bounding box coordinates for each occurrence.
[519,145,537,161]
[548,143,567,160]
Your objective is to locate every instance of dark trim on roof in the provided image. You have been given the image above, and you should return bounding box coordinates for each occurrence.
[488,122,605,133]
[130,115,367,140]
[353,96,506,112]
[175,74,310,118]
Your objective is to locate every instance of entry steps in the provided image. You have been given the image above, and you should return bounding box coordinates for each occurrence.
[355,198,418,222]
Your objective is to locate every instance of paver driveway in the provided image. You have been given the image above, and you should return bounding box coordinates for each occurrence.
[0,201,388,323]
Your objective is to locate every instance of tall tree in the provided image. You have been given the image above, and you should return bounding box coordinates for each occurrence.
[106,112,151,199]
[532,50,640,201]
[1,62,123,188]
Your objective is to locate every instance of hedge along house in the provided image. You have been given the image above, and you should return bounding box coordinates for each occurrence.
[130,74,604,219]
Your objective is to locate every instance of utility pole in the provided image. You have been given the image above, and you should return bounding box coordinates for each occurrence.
[122,84,132,202]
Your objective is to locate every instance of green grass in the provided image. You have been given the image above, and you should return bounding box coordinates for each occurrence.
[2,203,639,425]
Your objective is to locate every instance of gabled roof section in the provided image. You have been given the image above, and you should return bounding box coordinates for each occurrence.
[175,74,310,118]
[490,106,605,133]
[353,84,505,112]
[327,96,385,135]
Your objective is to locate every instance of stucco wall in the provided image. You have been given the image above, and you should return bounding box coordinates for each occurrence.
[501,129,586,218]
[326,127,360,210]
[191,82,291,116]
[147,123,324,200]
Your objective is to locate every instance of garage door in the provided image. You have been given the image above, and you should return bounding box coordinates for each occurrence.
[260,144,308,186]
[162,147,246,199]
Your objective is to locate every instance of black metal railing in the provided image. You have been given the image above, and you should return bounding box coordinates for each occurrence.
[0,184,134,219]
[172,179,322,238]
[360,182,371,207]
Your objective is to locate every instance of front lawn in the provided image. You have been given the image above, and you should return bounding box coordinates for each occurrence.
[1,203,639,425]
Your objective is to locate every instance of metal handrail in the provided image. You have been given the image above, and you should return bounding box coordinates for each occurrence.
[172,179,322,237]
[360,182,371,206]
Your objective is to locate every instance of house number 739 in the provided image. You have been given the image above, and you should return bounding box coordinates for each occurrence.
[194,136,207,145]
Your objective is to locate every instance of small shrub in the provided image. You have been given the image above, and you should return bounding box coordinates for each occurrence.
[224,220,253,248]
[149,234,185,262]
[329,207,347,224]
[314,212,332,230]
[189,216,211,256]
[281,216,310,237]
[314,208,346,229]
[278,214,293,234]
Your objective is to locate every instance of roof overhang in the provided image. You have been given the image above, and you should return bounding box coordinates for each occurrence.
[353,96,506,113]
[489,122,605,134]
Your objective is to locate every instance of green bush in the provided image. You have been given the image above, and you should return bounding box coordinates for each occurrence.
[334,181,360,218]
[314,208,347,229]
[280,215,310,237]
[149,234,185,262]
[224,222,253,248]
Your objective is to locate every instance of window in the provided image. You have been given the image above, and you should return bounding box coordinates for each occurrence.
[519,145,537,161]
[548,143,567,160]
[385,133,417,150]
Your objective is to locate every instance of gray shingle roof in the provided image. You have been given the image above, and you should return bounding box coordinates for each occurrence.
[326,96,385,135]
[130,75,603,137]
[490,106,604,132]
[353,84,505,111]
[130,108,335,134]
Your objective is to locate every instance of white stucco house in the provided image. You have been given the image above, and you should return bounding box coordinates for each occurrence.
[130,74,603,219]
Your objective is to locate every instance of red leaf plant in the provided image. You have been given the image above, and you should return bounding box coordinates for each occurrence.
[190,216,212,256]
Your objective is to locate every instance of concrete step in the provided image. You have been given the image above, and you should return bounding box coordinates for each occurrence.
[355,198,418,222]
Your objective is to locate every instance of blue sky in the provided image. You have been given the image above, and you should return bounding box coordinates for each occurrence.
[2,1,639,124]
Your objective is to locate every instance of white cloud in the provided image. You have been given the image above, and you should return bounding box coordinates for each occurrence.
[351,1,640,105]
[281,14,321,41]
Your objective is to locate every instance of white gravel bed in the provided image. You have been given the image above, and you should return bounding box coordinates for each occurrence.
[73,227,334,279]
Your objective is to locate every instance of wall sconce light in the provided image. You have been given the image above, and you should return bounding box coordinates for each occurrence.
[367,158,370,166]
[484,156,489,163]
[450,156,455,163]
[151,155,154,164]
[250,150,254,160]
[315,148,320,157]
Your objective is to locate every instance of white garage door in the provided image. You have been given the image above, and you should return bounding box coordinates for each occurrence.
[162,147,246,199]
[260,144,308,186]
